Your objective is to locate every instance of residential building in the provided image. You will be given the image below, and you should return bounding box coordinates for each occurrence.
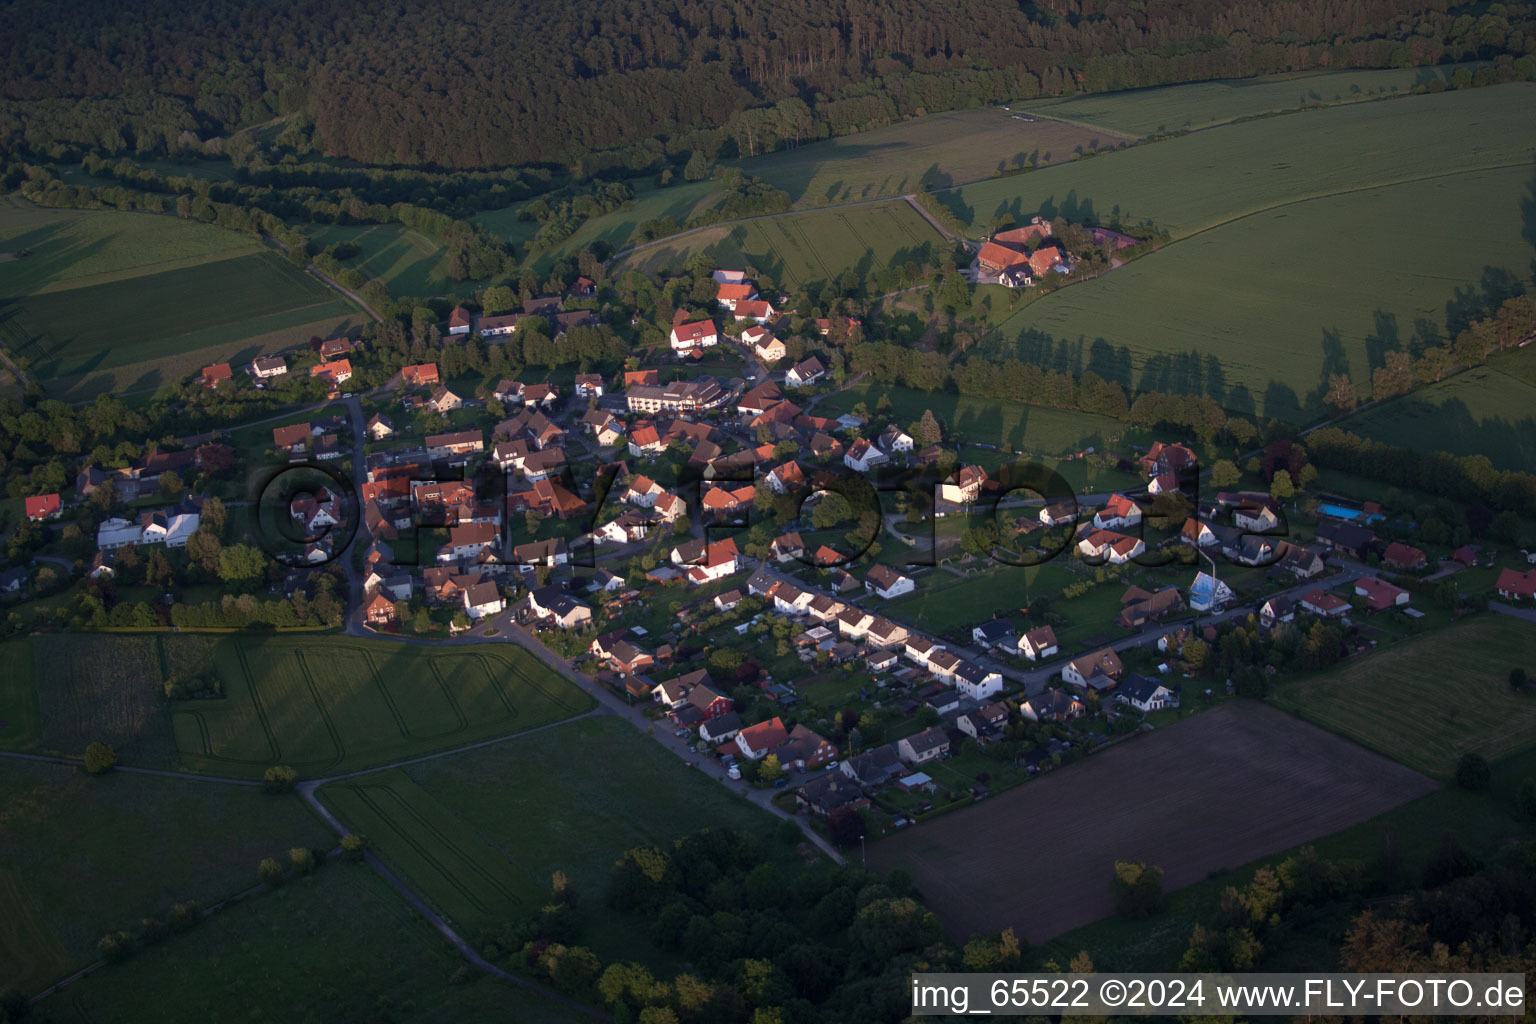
[1062,648,1124,691]
[865,565,914,600]
[1019,624,1058,661]
[1117,673,1178,712]
[783,356,825,388]
[897,726,950,765]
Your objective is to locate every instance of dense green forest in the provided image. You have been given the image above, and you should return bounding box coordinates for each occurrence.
[3,0,1534,169]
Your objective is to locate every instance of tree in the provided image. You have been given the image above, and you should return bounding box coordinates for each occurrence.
[1180,637,1209,670]
[917,409,943,445]
[1324,373,1356,413]
[258,857,284,884]
[1210,459,1241,487]
[759,754,783,783]
[84,741,117,774]
[340,834,365,861]
[1269,470,1294,501]
[218,544,266,584]
[1455,752,1491,791]
[289,847,316,873]
[262,765,298,793]
[1110,860,1165,918]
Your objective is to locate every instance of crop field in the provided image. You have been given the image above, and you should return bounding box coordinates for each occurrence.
[318,716,777,954]
[0,757,332,994]
[615,198,948,291]
[733,107,1129,206]
[171,636,594,778]
[1021,65,1478,137]
[816,381,1127,455]
[869,702,1436,943]
[0,199,360,397]
[22,635,181,766]
[1335,364,1536,473]
[980,158,1536,420]
[0,637,41,751]
[33,867,595,1024]
[1271,616,1536,778]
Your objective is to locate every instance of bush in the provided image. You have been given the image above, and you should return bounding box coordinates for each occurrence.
[1110,860,1165,918]
[289,847,316,874]
[258,857,285,885]
[262,765,298,793]
[83,741,117,774]
[96,930,135,961]
[1455,752,1491,791]
[340,834,366,862]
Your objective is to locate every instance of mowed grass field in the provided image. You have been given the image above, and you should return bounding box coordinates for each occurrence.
[317,716,778,948]
[983,161,1536,420]
[1270,615,1536,778]
[0,197,361,396]
[309,221,483,298]
[1021,65,1477,137]
[732,107,1129,205]
[1335,358,1536,473]
[615,198,948,291]
[869,701,1436,943]
[0,758,332,994]
[33,867,596,1024]
[172,636,595,778]
[816,381,1127,455]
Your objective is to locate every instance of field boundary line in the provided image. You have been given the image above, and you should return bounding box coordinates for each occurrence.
[232,639,284,765]
[358,646,413,741]
[293,648,347,772]
[424,659,472,735]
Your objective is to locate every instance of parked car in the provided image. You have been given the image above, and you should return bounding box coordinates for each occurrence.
[773,778,788,788]
[727,765,741,780]
[673,728,690,738]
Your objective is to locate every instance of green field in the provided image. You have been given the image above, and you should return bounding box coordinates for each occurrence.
[731,107,1126,206]
[309,221,482,298]
[615,198,949,291]
[0,758,332,994]
[817,381,1128,455]
[317,716,778,949]
[983,162,1536,420]
[1271,615,1536,778]
[0,197,362,396]
[172,636,595,778]
[1021,65,1478,137]
[32,866,594,1024]
[1335,362,1536,473]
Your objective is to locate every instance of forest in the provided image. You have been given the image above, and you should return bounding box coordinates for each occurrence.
[3,0,1534,170]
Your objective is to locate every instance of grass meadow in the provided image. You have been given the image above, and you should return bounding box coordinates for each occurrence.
[172,636,595,778]
[1021,64,1481,137]
[32,866,595,1024]
[317,715,778,956]
[0,758,333,995]
[1336,359,1536,473]
[981,160,1536,420]
[614,198,948,292]
[1270,614,1536,778]
[0,197,361,396]
[815,381,1128,455]
[309,221,484,299]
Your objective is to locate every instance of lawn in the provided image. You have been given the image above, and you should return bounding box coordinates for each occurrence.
[0,758,332,995]
[868,701,1436,944]
[171,635,596,778]
[1020,65,1479,137]
[818,381,1127,456]
[730,107,1128,206]
[1334,363,1536,474]
[316,715,779,955]
[1269,614,1536,778]
[31,866,596,1024]
[0,197,363,397]
[614,198,948,292]
[309,221,481,299]
[979,161,1536,422]
[881,560,1080,638]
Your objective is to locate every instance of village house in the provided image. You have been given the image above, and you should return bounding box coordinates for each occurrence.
[573,373,605,398]
[425,429,484,464]
[1021,687,1085,723]
[796,774,869,817]
[783,356,826,388]
[1019,624,1059,661]
[953,660,1004,701]
[1355,576,1410,612]
[250,355,287,379]
[669,320,719,354]
[427,386,462,414]
[1077,529,1145,564]
[715,281,758,311]
[957,701,1011,743]
[463,581,505,619]
[939,465,986,505]
[1259,595,1296,626]
[1039,500,1077,526]
[24,493,61,521]
[735,717,791,761]
[365,593,398,627]
[365,414,395,440]
[778,724,838,772]
[447,305,473,334]
[878,425,914,454]
[1062,648,1124,691]
[1497,568,1536,601]
[897,726,950,765]
[526,585,593,629]
[843,438,888,473]
[1300,589,1350,617]
[1094,493,1142,531]
[310,358,352,387]
[1382,541,1428,571]
[272,422,312,454]
[840,745,905,788]
[971,619,1017,654]
[1116,584,1186,629]
[864,565,914,600]
[402,363,440,386]
[765,460,806,494]
[199,362,233,388]
[626,378,727,414]
[1117,673,1179,712]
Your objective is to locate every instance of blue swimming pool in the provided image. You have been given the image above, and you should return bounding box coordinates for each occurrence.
[1318,503,1384,524]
